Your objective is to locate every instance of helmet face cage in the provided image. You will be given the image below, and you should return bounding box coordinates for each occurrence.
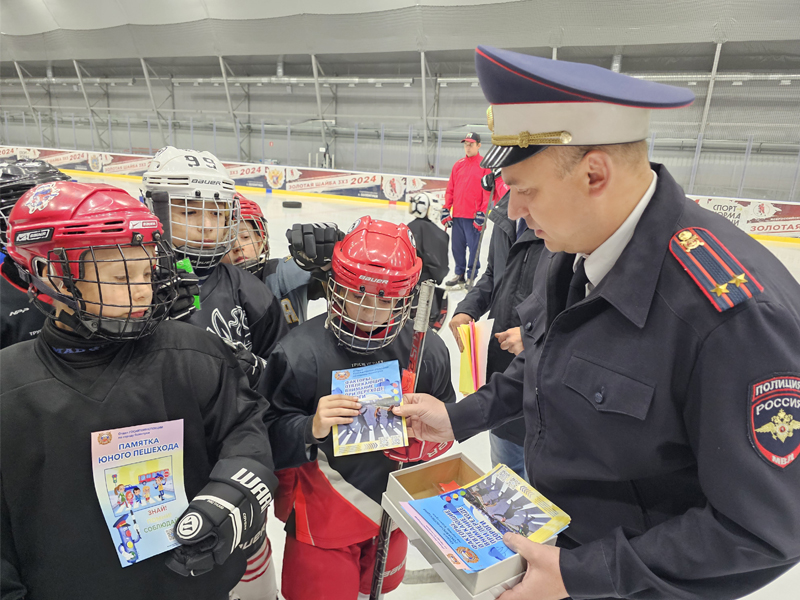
[427,195,444,222]
[408,193,430,219]
[232,215,269,275]
[168,194,240,274]
[326,278,415,354]
[35,240,178,341]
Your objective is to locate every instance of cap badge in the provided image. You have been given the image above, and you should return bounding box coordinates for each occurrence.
[491,130,573,148]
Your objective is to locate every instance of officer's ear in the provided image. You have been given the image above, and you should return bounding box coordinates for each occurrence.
[582,150,612,198]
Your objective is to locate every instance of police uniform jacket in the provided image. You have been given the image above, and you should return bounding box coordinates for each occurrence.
[447,163,800,599]
[455,193,545,446]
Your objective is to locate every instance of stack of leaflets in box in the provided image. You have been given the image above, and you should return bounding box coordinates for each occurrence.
[400,464,570,573]
[331,360,408,457]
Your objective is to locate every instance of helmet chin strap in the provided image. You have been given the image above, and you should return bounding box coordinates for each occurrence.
[24,271,98,339]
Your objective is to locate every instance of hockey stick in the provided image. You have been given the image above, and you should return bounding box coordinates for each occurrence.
[466,173,499,289]
[369,279,436,600]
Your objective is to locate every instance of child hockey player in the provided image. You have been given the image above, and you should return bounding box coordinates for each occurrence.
[143,148,287,600]
[221,193,327,329]
[407,191,450,330]
[1,181,277,600]
[143,147,288,358]
[1,160,70,347]
[264,216,456,600]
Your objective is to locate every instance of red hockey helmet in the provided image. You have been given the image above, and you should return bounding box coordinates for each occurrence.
[327,216,422,353]
[6,181,177,340]
[223,193,269,274]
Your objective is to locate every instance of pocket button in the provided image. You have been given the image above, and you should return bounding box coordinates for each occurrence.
[594,387,605,404]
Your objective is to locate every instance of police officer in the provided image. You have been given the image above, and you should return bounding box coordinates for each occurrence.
[395,46,800,600]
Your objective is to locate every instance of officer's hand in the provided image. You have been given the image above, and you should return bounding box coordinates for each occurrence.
[440,208,453,229]
[392,393,454,443]
[313,394,361,440]
[498,534,567,600]
[448,313,474,353]
[495,326,524,355]
[286,223,344,271]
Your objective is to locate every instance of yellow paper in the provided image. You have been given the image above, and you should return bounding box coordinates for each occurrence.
[458,324,475,395]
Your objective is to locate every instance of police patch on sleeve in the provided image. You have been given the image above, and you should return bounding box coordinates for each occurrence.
[748,375,800,468]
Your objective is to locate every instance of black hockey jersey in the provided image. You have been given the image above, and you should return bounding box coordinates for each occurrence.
[0,320,277,600]
[264,314,455,548]
[407,217,450,285]
[260,257,325,329]
[0,257,50,349]
[187,262,288,358]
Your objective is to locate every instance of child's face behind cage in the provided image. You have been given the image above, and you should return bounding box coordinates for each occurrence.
[222,219,264,265]
[170,199,231,249]
[343,289,398,332]
[71,245,156,319]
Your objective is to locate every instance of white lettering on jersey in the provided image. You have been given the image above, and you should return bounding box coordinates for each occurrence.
[280,299,299,324]
[207,306,252,350]
[9,308,29,316]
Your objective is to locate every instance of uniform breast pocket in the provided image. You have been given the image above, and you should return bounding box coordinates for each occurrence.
[562,353,655,421]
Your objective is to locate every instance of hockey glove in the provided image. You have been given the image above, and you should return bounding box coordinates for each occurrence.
[166,268,201,321]
[473,211,486,230]
[286,223,344,271]
[166,459,276,577]
[481,171,496,192]
[221,338,266,388]
[385,440,454,463]
[440,208,453,229]
[384,369,455,462]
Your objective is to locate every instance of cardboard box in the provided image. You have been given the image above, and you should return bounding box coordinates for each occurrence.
[382,453,555,600]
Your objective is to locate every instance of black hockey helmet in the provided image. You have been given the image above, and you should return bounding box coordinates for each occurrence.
[0,162,39,250]
[14,158,71,186]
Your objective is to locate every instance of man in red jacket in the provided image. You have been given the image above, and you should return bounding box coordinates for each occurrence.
[442,132,492,287]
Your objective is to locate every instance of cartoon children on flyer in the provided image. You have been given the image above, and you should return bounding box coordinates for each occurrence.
[155,475,165,500]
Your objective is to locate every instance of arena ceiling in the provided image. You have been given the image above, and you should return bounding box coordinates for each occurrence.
[2,0,799,67]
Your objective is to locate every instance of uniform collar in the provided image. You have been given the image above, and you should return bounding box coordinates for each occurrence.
[589,163,685,328]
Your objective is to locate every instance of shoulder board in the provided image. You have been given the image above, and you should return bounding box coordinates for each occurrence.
[669,227,763,312]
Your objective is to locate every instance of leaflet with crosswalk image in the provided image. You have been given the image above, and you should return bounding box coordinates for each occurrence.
[331,360,408,456]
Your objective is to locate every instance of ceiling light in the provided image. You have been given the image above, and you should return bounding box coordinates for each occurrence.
[375,82,382,88]
[732,81,743,86]
[193,82,199,86]
[403,82,411,88]
[780,80,791,86]
[440,82,448,87]
[348,83,356,87]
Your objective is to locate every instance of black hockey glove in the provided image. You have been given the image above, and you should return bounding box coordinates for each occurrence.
[286,223,344,271]
[166,459,276,577]
[166,269,201,321]
[481,169,501,193]
[221,338,266,388]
